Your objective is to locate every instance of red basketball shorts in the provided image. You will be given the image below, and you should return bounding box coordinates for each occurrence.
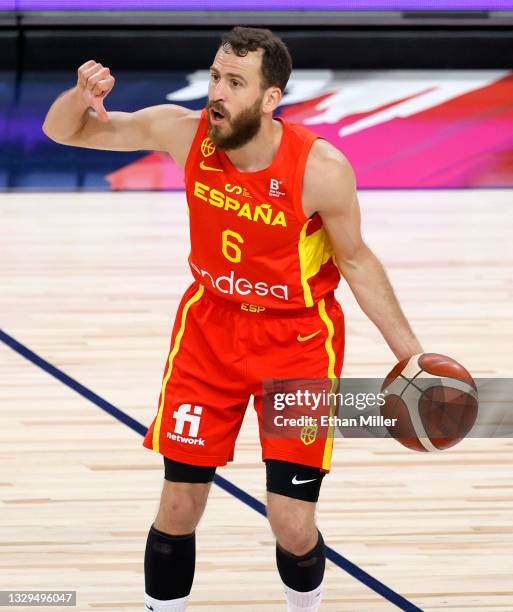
[143,280,345,472]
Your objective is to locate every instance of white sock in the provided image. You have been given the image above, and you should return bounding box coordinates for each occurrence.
[282,581,324,612]
[144,592,189,612]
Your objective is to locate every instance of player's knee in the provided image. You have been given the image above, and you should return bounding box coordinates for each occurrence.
[267,506,316,555]
[154,457,216,533]
[156,482,209,534]
[272,520,317,555]
[265,459,324,553]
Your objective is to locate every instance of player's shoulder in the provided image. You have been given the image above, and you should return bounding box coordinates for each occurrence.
[174,107,202,138]
[303,138,356,210]
[137,104,201,142]
[175,106,202,122]
[306,138,355,183]
[149,106,201,166]
[156,105,201,131]
[137,103,199,123]
[299,138,358,217]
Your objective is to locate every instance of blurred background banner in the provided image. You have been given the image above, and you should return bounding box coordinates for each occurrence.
[2,69,513,190]
[1,0,513,191]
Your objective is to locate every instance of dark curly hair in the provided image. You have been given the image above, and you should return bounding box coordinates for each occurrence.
[220,26,292,93]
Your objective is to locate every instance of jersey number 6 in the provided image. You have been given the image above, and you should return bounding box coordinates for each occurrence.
[221,229,244,263]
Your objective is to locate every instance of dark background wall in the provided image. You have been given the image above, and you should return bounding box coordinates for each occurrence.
[1,10,513,70]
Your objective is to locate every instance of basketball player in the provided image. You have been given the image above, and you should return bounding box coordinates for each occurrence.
[43,27,423,612]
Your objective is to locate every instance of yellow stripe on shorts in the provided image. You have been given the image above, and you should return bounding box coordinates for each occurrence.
[152,284,205,452]
[317,298,337,471]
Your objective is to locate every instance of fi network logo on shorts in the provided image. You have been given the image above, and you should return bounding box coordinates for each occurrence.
[167,404,206,446]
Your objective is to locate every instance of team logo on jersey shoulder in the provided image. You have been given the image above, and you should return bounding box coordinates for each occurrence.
[201,137,216,158]
[269,178,285,198]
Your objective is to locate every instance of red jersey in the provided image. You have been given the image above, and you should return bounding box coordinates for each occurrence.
[183,109,341,310]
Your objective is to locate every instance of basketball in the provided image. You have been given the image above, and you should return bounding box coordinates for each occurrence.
[380,353,478,452]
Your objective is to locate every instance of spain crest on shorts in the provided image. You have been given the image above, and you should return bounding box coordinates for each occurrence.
[300,422,318,446]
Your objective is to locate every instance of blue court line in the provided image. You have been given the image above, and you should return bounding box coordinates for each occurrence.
[0,328,422,612]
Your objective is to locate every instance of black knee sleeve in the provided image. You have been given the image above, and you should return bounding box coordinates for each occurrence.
[164,456,216,483]
[266,459,326,502]
[276,529,326,592]
[144,524,196,600]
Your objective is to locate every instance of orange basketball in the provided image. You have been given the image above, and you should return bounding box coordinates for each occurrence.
[380,353,478,452]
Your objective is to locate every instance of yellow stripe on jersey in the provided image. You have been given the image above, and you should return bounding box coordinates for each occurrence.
[298,219,335,307]
[152,284,205,452]
[317,297,337,471]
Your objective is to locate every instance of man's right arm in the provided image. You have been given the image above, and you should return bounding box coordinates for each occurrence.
[42,61,200,167]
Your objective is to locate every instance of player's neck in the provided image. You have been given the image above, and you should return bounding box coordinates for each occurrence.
[224,118,282,173]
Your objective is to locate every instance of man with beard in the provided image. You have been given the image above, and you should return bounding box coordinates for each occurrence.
[43,26,422,612]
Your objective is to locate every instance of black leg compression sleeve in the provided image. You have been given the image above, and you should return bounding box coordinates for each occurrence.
[144,524,196,600]
[276,529,326,592]
[266,459,326,502]
[164,456,216,483]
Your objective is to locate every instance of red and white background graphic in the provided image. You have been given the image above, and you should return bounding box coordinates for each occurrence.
[107,69,513,190]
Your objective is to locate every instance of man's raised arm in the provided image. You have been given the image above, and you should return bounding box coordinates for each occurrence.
[42,60,199,165]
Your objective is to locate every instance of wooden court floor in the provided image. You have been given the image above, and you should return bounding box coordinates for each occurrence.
[1,189,512,611]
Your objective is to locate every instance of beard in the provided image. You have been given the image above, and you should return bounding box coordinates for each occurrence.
[207,94,263,151]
